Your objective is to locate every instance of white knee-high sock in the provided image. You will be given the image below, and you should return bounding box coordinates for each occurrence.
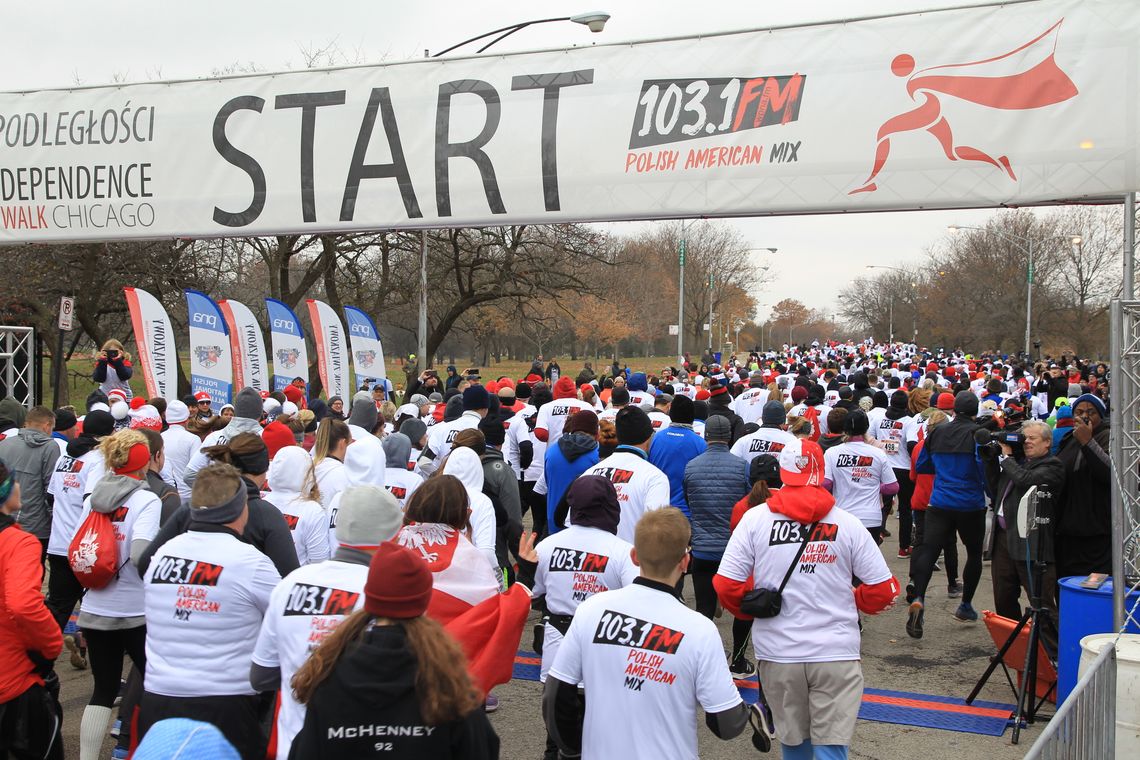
[79,704,114,760]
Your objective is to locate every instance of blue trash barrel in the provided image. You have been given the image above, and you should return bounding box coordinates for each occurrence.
[1057,576,1140,702]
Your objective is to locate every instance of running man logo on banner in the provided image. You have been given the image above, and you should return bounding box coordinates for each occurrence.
[123,287,175,399]
[265,298,309,394]
[184,290,233,412]
[218,299,268,392]
[306,299,350,400]
[342,305,387,389]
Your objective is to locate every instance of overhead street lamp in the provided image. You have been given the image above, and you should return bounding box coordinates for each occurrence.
[948,225,1081,358]
[417,13,612,368]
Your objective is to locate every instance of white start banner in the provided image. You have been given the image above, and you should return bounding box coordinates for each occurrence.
[0,0,1135,243]
[218,298,269,392]
[306,299,351,400]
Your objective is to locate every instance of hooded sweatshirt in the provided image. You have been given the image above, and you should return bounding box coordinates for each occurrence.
[325,434,386,553]
[0,427,60,540]
[0,397,27,436]
[265,447,330,565]
[442,447,498,571]
[382,433,423,508]
[289,623,499,760]
[76,473,161,627]
[542,432,600,533]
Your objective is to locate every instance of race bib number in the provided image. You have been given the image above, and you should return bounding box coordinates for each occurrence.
[883,440,900,455]
[593,610,685,654]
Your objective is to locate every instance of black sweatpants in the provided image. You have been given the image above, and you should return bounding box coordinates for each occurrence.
[139,692,264,760]
[81,626,146,708]
[911,510,960,583]
[691,556,752,664]
[0,683,63,760]
[45,554,84,632]
[911,507,985,604]
[892,468,914,550]
[519,479,548,538]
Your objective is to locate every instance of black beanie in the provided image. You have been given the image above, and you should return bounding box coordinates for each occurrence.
[954,390,979,417]
[669,395,695,425]
[844,409,870,436]
[478,416,506,447]
[889,390,908,410]
[516,382,532,400]
[615,406,654,446]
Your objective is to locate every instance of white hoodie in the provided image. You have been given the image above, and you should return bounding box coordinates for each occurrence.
[325,434,386,554]
[442,446,498,572]
[265,447,330,566]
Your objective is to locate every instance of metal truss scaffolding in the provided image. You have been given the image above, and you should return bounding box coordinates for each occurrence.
[0,326,36,409]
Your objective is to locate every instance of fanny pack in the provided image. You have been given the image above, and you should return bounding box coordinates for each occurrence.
[740,522,817,619]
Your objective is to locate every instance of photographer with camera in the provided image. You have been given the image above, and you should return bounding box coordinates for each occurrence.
[715,439,898,760]
[981,421,1064,647]
[93,339,135,401]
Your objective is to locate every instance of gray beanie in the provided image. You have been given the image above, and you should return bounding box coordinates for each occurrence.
[761,400,787,426]
[335,485,403,547]
[705,415,732,443]
[409,394,429,407]
[233,387,263,420]
[399,417,428,446]
[348,397,379,432]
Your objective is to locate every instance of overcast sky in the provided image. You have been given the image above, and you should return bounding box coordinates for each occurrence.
[2,0,1031,310]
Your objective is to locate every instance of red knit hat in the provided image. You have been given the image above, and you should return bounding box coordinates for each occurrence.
[282,384,304,405]
[709,383,728,398]
[553,376,578,400]
[129,396,147,411]
[695,388,711,401]
[261,421,296,460]
[364,542,432,619]
[935,393,956,411]
[485,380,499,395]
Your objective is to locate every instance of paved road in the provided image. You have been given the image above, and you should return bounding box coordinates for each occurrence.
[54,517,1045,759]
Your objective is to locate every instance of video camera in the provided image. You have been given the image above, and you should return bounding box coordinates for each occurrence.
[974,428,1024,449]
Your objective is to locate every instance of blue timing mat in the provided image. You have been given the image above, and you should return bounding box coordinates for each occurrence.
[512,652,1016,736]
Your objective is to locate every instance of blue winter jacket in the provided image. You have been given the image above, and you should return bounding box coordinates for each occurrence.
[544,432,600,532]
[649,425,707,517]
[915,417,988,510]
[683,443,750,559]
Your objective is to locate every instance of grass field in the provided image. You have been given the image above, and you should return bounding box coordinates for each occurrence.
[41,354,681,407]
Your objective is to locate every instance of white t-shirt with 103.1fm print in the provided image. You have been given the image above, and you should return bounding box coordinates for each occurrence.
[533,525,637,681]
[252,559,368,760]
[823,439,897,528]
[75,486,161,619]
[143,528,280,698]
[717,504,892,663]
[582,449,670,544]
[548,579,743,760]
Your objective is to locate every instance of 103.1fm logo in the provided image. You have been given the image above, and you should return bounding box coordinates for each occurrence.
[628,74,805,150]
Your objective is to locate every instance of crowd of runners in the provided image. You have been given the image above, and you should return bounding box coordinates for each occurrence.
[0,338,1113,759]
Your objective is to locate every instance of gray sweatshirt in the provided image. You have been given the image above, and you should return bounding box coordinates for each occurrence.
[0,428,60,540]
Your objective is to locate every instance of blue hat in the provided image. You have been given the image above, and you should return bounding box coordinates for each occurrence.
[1073,393,1107,419]
[462,384,490,411]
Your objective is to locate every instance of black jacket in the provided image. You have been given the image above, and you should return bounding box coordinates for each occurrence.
[137,477,300,578]
[289,624,499,759]
[984,452,1066,562]
[1054,422,1111,540]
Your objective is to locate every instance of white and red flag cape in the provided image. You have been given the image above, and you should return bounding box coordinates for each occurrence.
[397,523,530,694]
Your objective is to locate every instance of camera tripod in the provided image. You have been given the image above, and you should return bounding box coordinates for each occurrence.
[965,488,1054,744]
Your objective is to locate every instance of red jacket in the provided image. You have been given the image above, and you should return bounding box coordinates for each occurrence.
[0,516,62,702]
[910,439,933,511]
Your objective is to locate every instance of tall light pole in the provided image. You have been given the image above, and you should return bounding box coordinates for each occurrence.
[866,264,922,343]
[948,225,1081,358]
[677,220,692,362]
[424,13,611,368]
